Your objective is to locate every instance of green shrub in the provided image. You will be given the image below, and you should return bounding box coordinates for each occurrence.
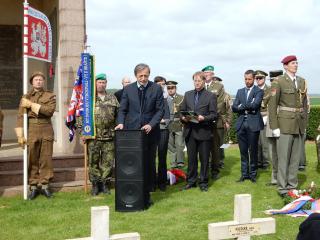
[307,105,320,140]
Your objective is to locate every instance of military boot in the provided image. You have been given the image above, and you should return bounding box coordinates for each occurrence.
[28,186,39,200]
[100,181,111,195]
[41,185,53,198]
[91,181,99,196]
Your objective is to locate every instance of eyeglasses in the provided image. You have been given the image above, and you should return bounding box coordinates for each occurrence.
[167,87,175,90]
[255,77,265,80]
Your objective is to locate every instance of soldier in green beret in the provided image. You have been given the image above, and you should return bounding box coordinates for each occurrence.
[255,70,271,170]
[81,73,119,196]
[166,81,185,168]
[268,55,308,197]
[202,65,232,178]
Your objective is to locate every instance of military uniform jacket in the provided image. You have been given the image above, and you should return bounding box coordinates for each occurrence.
[260,84,271,117]
[17,88,56,128]
[268,73,307,135]
[207,81,232,128]
[168,93,184,132]
[94,92,119,140]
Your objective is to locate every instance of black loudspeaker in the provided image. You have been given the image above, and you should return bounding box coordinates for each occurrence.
[115,130,149,212]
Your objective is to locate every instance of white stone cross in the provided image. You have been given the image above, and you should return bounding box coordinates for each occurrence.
[67,206,140,240]
[208,194,275,240]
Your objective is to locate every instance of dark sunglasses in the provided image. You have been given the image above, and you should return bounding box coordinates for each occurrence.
[255,77,264,80]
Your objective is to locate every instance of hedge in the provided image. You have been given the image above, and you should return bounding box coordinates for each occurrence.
[227,105,320,144]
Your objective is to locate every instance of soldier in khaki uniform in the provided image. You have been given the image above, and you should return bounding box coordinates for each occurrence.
[299,94,310,171]
[82,73,119,196]
[202,65,231,179]
[167,81,185,168]
[268,55,307,197]
[0,107,3,147]
[255,70,271,169]
[265,70,283,185]
[16,72,56,200]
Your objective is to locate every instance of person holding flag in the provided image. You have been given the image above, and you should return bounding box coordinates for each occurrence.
[79,73,119,196]
[15,72,56,200]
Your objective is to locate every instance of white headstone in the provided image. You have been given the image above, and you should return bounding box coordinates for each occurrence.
[67,206,140,240]
[208,194,275,240]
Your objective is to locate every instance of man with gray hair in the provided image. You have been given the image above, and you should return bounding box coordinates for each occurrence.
[116,63,164,205]
[114,76,132,103]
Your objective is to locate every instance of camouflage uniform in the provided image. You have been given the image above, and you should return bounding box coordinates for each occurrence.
[87,92,119,184]
[17,88,56,188]
[257,84,271,169]
[167,93,185,167]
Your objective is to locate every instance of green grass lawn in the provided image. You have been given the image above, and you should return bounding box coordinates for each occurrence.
[0,143,319,240]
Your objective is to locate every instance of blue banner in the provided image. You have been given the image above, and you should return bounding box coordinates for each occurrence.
[81,53,95,138]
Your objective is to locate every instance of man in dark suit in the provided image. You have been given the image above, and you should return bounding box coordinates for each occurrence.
[180,71,217,192]
[232,70,264,183]
[114,76,131,103]
[154,76,170,191]
[115,63,164,203]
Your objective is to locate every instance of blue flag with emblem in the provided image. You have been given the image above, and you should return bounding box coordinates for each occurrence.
[81,53,95,138]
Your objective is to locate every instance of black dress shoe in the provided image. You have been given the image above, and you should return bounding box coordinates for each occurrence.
[28,189,39,200]
[182,184,196,190]
[236,177,246,182]
[211,173,220,180]
[250,178,257,183]
[42,188,53,198]
[200,185,208,192]
[158,185,166,192]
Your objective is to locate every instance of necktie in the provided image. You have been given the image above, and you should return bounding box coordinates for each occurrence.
[293,78,297,90]
[139,85,145,110]
[245,88,250,101]
[194,91,199,107]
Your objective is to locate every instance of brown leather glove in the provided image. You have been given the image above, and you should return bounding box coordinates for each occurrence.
[20,98,32,108]
[15,127,26,149]
[18,137,26,149]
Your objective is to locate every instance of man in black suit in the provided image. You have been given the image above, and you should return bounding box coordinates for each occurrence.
[180,71,217,192]
[114,76,131,103]
[154,76,170,191]
[232,70,264,183]
[115,63,164,203]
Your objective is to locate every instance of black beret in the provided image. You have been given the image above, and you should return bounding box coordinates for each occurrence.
[269,70,283,79]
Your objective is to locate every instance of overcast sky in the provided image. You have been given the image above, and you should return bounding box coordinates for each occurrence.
[86,0,320,94]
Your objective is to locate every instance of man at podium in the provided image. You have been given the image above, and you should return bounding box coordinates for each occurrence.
[115,63,164,205]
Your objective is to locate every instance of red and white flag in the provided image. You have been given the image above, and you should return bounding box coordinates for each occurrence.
[24,5,52,62]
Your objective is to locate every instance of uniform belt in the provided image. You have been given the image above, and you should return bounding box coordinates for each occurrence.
[279,106,303,113]
[29,118,51,124]
[173,118,181,121]
[260,111,268,117]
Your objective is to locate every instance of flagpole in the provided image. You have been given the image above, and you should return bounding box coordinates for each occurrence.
[23,0,29,200]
